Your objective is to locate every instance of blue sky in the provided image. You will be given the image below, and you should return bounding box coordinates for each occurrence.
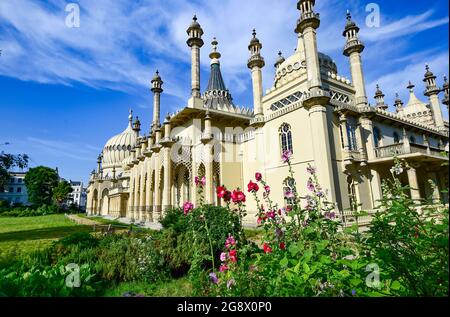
[0,0,449,184]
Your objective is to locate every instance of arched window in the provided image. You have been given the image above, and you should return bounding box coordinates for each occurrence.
[393,132,400,144]
[279,123,293,154]
[373,127,381,148]
[409,136,416,144]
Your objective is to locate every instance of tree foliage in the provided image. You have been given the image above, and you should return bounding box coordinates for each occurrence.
[0,152,29,190]
[24,166,59,207]
[53,180,73,206]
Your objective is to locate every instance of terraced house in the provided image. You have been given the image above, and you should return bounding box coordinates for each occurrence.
[87,0,449,226]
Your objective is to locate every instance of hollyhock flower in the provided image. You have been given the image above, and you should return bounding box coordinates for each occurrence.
[307,178,315,192]
[219,264,229,272]
[279,242,286,250]
[217,186,227,198]
[223,190,232,202]
[263,243,272,254]
[229,249,237,263]
[307,165,316,175]
[227,279,236,289]
[183,201,194,215]
[285,205,292,213]
[220,252,227,262]
[284,190,295,199]
[225,236,236,249]
[231,190,246,203]
[255,172,262,181]
[194,176,200,186]
[247,180,259,193]
[264,185,270,194]
[209,272,218,284]
[201,176,206,186]
[281,150,292,163]
[324,211,336,220]
[266,210,275,219]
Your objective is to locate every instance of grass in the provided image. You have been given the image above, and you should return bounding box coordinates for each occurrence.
[0,214,92,258]
[103,277,193,297]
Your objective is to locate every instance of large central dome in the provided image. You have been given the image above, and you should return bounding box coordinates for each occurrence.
[102,112,139,173]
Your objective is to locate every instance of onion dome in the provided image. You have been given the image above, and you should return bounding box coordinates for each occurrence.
[274,51,285,68]
[343,11,359,36]
[102,110,139,171]
[423,65,435,80]
[187,15,204,48]
[374,84,384,98]
[248,29,262,50]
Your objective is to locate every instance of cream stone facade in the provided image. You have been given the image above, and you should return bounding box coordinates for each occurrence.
[87,1,449,226]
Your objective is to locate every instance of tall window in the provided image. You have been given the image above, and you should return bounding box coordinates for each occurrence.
[346,123,358,151]
[409,136,416,144]
[279,123,293,154]
[393,132,400,144]
[373,127,381,148]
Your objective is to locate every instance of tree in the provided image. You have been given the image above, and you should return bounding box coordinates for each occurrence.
[53,180,73,207]
[24,166,59,207]
[0,152,29,190]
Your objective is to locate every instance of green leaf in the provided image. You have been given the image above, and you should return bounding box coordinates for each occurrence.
[280,256,289,268]
[390,280,402,290]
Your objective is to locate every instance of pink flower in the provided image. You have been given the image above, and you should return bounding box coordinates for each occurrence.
[307,178,315,192]
[284,190,295,199]
[183,201,194,215]
[225,236,236,249]
[201,176,206,186]
[220,252,227,262]
[306,165,316,175]
[231,190,246,204]
[281,150,292,163]
[264,185,270,194]
[263,243,272,254]
[255,172,262,181]
[195,176,206,187]
[266,210,275,219]
[219,264,229,272]
[247,180,259,193]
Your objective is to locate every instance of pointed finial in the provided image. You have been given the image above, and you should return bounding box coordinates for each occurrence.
[444,75,448,83]
[278,51,282,57]
[129,109,133,122]
[407,81,415,91]
[193,14,197,22]
[212,37,218,52]
[252,29,257,38]
[346,10,351,20]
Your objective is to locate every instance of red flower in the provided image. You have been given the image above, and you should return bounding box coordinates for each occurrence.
[223,190,232,202]
[279,242,286,250]
[266,210,275,219]
[263,243,272,254]
[216,186,227,198]
[219,264,229,272]
[247,181,259,193]
[229,249,237,263]
[255,172,262,181]
[231,190,246,204]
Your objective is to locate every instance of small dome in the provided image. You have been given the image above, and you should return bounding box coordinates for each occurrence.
[102,115,139,171]
[274,51,285,68]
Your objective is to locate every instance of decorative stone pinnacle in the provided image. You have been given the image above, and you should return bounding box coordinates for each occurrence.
[407,81,415,91]
[252,29,257,38]
[193,14,197,21]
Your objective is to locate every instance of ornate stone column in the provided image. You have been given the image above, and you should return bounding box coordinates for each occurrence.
[407,166,421,202]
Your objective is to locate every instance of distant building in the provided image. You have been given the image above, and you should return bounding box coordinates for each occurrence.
[68,181,87,210]
[0,172,29,206]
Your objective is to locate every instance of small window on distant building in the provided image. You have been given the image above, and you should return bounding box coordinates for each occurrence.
[9,187,13,193]
[393,132,400,144]
[10,178,14,184]
[18,179,22,183]
[17,187,22,193]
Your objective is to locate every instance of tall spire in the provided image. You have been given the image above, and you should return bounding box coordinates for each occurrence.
[247,29,265,120]
[151,70,163,130]
[203,38,233,109]
[374,84,387,110]
[442,75,449,108]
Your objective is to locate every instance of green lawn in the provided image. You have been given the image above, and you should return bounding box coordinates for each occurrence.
[103,277,193,297]
[0,214,92,258]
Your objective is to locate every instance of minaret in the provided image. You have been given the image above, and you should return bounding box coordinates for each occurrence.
[442,76,449,109]
[186,15,204,98]
[423,65,444,129]
[247,29,266,119]
[133,116,141,134]
[374,84,388,110]
[394,93,404,115]
[295,0,337,205]
[151,70,163,130]
[342,11,367,108]
[295,0,322,90]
